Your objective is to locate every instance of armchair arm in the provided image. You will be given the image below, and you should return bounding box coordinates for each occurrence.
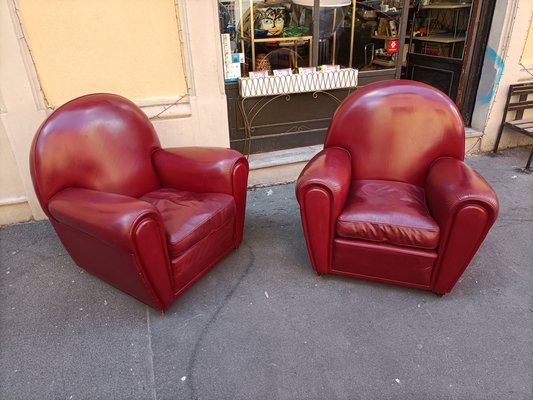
[152,147,249,247]
[296,147,352,273]
[48,187,174,309]
[152,147,249,195]
[426,157,499,293]
[48,188,161,250]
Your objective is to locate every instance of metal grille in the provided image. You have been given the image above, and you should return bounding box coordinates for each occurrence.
[239,68,358,98]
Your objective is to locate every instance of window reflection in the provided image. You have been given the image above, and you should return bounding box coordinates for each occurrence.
[218,0,406,79]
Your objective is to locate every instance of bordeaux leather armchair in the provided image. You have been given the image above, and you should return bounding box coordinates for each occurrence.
[296,80,499,295]
[30,94,249,310]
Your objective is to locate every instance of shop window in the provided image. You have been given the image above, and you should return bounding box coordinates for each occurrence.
[219,0,407,81]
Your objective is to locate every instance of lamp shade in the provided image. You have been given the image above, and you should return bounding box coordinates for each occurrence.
[292,0,351,7]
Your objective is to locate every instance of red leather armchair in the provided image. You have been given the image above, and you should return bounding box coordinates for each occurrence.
[30,94,249,310]
[296,80,499,295]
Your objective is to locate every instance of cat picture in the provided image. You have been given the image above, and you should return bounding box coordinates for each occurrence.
[256,6,286,36]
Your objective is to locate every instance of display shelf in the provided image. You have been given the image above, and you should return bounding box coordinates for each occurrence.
[243,0,358,70]
[250,35,314,69]
[368,13,401,69]
[373,59,395,67]
[412,34,466,43]
[371,34,399,40]
[407,2,472,59]
[405,2,473,102]
[252,35,313,44]
[420,4,472,9]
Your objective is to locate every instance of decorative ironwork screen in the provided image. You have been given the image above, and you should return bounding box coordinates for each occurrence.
[239,68,358,98]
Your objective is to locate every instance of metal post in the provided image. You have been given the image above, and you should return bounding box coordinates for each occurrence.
[251,1,256,70]
[349,0,356,68]
[312,0,320,66]
[332,8,337,64]
[239,0,245,55]
[394,0,410,78]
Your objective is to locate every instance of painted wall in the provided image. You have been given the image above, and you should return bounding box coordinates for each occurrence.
[522,14,533,64]
[0,0,49,224]
[472,0,533,152]
[0,115,33,224]
[18,0,188,107]
[0,0,229,225]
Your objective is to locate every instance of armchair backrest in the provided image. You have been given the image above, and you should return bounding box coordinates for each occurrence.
[325,80,465,187]
[30,94,161,213]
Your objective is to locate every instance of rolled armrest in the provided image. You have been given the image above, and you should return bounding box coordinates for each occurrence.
[48,188,161,250]
[296,147,352,217]
[426,157,499,228]
[426,157,499,294]
[296,147,352,273]
[152,147,249,195]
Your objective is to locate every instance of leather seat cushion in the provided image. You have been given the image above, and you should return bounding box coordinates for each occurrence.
[336,180,440,250]
[141,188,236,258]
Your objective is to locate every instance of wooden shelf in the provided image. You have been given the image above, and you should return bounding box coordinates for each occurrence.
[252,35,313,44]
[371,34,399,40]
[412,34,466,43]
[250,35,313,70]
[420,4,472,9]
[373,59,396,67]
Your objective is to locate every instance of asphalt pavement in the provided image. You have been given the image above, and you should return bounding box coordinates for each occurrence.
[1,147,532,400]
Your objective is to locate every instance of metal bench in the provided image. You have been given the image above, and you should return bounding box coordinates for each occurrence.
[493,82,533,171]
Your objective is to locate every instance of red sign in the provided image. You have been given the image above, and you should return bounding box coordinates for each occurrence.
[387,39,399,53]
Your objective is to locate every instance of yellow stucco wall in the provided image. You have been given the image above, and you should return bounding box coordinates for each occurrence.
[18,0,187,107]
[521,14,533,64]
[0,119,33,225]
[1,0,230,226]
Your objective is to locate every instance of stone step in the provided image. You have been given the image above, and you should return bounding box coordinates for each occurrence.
[248,128,485,187]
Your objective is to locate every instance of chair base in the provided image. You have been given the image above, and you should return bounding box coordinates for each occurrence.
[321,269,451,296]
[331,238,437,288]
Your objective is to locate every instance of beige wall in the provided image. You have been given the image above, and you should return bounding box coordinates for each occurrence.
[0,113,33,225]
[0,0,230,226]
[473,0,533,152]
[521,14,533,65]
[18,0,187,107]
[0,0,48,223]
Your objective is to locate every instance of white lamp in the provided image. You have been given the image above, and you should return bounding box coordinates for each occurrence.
[292,0,352,64]
[292,0,351,7]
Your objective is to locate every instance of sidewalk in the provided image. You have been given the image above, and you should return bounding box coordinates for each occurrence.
[1,147,532,400]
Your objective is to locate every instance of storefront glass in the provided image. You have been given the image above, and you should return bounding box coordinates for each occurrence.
[219,0,408,81]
